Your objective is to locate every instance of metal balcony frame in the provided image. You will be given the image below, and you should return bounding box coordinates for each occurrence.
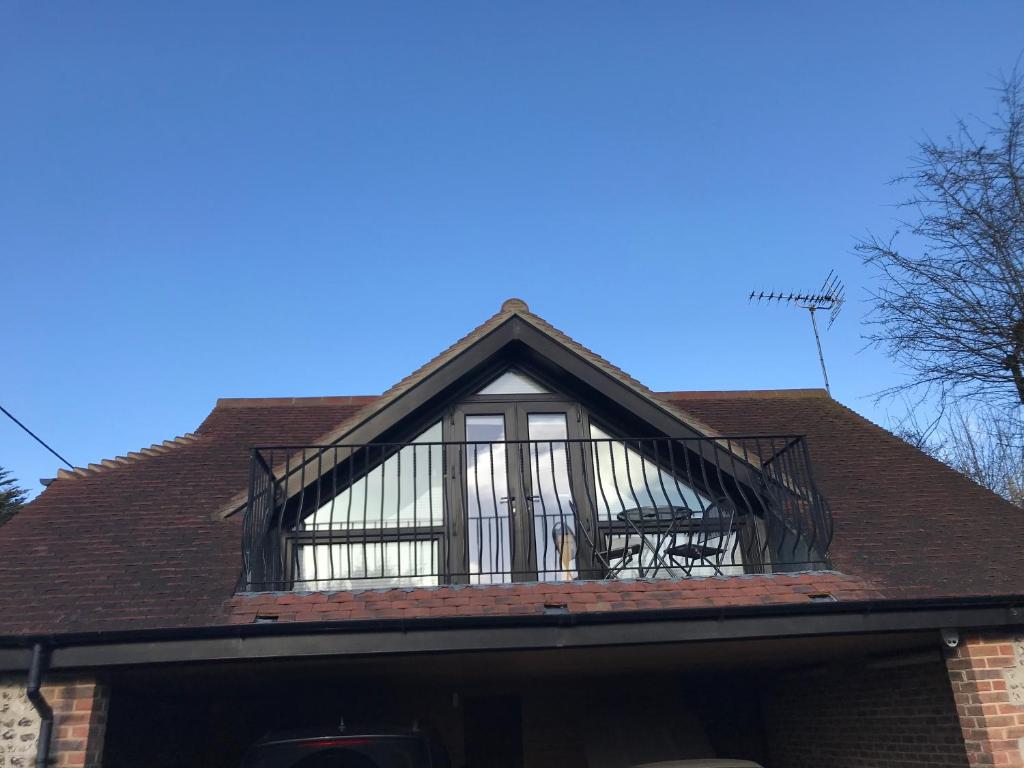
[240,432,832,592]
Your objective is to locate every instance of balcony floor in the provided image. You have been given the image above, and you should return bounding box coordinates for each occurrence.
[227,571,883,626]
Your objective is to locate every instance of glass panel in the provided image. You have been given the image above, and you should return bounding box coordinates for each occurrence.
[303,422,443,531]
[466,414,512,584]
[294,422,443,590]
[526,413,577,581]
[297,540,438,591]
[589,424,711,521]
[476,370,550,395]
[589,424,744,578]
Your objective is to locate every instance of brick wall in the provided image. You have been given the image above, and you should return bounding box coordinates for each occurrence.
[762,656,969,768]
[0,675,108,768]
[946,633,1024,767]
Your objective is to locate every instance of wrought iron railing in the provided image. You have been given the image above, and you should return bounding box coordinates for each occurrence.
[240,435,832,592]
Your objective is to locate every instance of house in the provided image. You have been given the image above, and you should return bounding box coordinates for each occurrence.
[2,298,1023,768]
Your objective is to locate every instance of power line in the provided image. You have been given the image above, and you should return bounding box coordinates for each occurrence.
[0,404,74,470]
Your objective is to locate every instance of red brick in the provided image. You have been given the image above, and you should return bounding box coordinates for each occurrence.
[40,674,108,768]
[947,634,1024,767]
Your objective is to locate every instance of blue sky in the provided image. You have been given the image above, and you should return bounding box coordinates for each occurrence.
[3,1,1023,496]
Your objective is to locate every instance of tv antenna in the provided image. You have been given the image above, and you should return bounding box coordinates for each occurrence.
[749,271,845,394]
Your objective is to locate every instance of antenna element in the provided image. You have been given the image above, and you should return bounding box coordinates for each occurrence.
[749,271,845,393]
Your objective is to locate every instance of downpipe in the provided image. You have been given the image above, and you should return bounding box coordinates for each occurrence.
[26,643,53,768]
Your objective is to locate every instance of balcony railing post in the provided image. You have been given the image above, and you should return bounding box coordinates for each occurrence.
[242,447,256,590]
[800,436,832,562]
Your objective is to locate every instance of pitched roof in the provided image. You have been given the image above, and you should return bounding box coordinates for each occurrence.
[1,388,1021,638]
[213,298,747,518]
[308,298,727,447]
[665,391,1024,600]
[0,398,370,636]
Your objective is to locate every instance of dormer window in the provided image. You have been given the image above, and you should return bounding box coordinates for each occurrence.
[240,306,832,593]
[278,369,782,591]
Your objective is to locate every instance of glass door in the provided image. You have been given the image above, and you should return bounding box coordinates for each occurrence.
[461,408,518,584]
[521,411,579,581]
[452,401,589,583]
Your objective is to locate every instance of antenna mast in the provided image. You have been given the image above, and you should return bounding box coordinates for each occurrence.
[749,271,846,394]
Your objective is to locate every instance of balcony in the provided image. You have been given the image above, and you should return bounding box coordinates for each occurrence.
[240,434,832,592]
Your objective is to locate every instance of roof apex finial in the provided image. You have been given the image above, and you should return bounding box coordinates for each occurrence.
[501,297,529,313]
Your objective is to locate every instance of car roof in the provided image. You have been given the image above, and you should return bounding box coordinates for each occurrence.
[253,727,422,747]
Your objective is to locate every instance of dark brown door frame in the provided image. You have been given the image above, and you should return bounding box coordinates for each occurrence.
[448,401,522,582]
[447,396,593,582]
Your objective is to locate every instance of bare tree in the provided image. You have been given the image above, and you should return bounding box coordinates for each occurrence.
[859,68,1024,410]
[946,408,1024,506]
[894,404,1024,507]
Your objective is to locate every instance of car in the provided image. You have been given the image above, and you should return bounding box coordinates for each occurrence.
[241,726,451,768]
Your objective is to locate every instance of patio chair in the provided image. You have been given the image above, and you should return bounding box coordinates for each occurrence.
[663,498,737,576]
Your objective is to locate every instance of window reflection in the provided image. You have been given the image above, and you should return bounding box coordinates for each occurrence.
[526,413,577,581]
[295,422,443,590]
[303,423,444,531]
[466,415,511,584]
[589,424,745,578]
[476,370,550,395]
[589,424,711,520]
[298,541,438,591]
